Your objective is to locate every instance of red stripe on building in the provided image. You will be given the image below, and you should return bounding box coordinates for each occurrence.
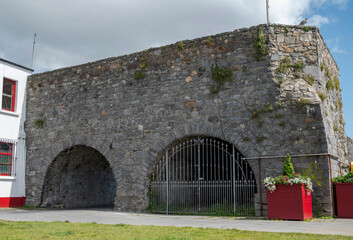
[0,197,25,207]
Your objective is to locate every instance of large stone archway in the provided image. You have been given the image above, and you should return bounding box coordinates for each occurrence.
[41,145,116,208]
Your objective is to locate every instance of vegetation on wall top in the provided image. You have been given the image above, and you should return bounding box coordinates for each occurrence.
[253,27,267,61]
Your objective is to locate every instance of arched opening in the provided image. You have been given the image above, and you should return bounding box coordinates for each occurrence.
[148,136,256,216]
[41,145,116,208]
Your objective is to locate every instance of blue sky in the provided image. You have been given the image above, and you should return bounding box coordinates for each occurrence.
[313,1,353,138]
[0,0,352,137]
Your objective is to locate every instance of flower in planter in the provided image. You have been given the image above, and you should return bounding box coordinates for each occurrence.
[263,154,313,193]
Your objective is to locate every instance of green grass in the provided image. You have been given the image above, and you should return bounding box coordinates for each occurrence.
[0,220,351,240]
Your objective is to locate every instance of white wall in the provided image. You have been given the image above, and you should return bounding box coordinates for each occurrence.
[0,61,32,198]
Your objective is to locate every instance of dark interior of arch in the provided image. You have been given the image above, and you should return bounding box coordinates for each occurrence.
[41,145,116,208]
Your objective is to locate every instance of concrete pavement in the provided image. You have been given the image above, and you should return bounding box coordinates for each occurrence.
[0,208,353,236]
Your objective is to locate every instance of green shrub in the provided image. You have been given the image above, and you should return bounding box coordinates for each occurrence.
[293,60,305,70]
[333,172,353,183]
[326,79,334,91]
[253,27,267,61]
[211,65,233,84]
[303,26,310,32]
[34,119,44,128]
[177,41,185,51]
[262,102,274,112]
[333,76,340,90]
[283,154,295,176]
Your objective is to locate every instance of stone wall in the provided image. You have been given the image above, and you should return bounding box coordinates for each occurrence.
[25,24,345,215]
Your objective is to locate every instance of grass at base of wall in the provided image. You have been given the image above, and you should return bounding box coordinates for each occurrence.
[0,220,351,240]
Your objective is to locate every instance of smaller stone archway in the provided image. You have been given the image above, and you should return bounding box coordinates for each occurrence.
[41,145,116,208]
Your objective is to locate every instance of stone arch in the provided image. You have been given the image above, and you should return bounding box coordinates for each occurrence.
[143,124,258,210]
[146,124,256,175]
[41,144,117,208]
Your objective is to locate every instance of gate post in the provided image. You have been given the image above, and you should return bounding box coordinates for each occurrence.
[166,150,169,214]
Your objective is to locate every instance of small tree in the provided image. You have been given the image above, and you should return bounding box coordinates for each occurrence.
[282,154,295,176]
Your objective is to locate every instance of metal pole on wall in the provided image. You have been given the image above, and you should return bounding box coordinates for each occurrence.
[328,155,335,217]
[266,0,270,25]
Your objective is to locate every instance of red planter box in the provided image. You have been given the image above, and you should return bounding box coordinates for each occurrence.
[267,184,312,220]
[335,183,353,218]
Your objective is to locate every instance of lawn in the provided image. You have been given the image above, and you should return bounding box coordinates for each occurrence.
[0,220,352,240]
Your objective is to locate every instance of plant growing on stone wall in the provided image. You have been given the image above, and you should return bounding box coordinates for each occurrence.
[262,102,274,112]
[34,119,44,128]
[339,115,345,125]
[303,26,310,32]
[293,60,305,70]
[325,67,331,78]
[337,99,343,110]
[285,27,289,33]
[177,41,185,51]
[134,70,145,80]
[256,136,266,143]
[333,123,339,132]
[253,27,267,61]
[206,36,213,47]
[301,162,324,187]
[139,62,147,69]
[320,63,325,72]
[276,57,291,74]
[333,76,340,91]
[298,98,312,107]
[303,74,315,86]
[317,92,327,102]
[275,76,284,88]
[278,100,284,108]
[326,79,334,91]
[209,65,233,94]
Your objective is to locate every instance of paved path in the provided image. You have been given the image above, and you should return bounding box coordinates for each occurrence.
[1,208,353,236]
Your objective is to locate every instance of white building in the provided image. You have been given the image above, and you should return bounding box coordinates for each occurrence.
[0,58,33,207]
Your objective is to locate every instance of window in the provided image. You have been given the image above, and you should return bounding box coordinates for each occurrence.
[0,142,13,176]
[2,78,16,112]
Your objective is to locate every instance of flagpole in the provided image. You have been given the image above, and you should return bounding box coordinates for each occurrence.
[266,0,270,25]
[31,33,37,69]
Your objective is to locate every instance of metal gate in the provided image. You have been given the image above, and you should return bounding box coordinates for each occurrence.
[149,136,256,216]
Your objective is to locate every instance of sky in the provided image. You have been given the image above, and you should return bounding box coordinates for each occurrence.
[0,0,352,137]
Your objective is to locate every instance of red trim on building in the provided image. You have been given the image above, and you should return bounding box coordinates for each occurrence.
[0,197,26,208]
[0,142,13,176]
[2,78,16,112]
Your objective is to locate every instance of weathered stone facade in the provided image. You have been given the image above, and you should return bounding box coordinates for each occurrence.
[25,24,349,216]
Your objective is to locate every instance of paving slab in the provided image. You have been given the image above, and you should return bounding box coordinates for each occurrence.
[0,208,352,236]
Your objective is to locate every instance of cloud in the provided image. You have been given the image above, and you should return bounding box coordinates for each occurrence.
[331,0,349,9]
[308,15,330,26]
[331,37,348,54]
[0,0,346,72]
